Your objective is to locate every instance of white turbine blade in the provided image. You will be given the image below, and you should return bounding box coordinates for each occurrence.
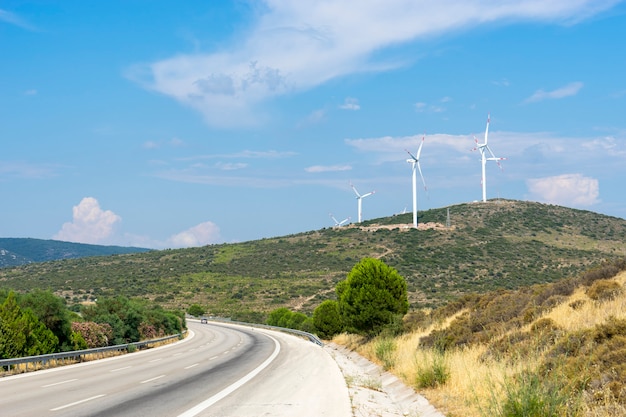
[417,161,427,190]
[471,136,480,151]
[416,135,425,160]
[405,149,417,162]
[484,113,490,144]
[362,191,375,198]
[350,182,361,198]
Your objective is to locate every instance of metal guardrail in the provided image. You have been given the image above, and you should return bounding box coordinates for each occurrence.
[1,319,323,374]
[0,332,184,373]
[203,317,324,347]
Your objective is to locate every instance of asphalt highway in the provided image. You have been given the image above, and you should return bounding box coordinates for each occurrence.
[0,321,351,416]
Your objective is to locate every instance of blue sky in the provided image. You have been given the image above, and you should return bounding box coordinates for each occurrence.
[1,1,625,249]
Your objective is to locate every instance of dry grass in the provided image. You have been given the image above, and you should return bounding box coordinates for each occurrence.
[336,271,626,417]
[544,272,626,331]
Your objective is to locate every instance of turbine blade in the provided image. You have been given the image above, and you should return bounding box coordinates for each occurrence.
[417,161,427,190]
[484,113,490,144]
[350,182,361,197]
[416,135,425,160]
[471,136,480,151]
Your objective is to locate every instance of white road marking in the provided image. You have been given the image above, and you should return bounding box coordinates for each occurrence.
[50,394,105,411]
[209,356,218,360]
[140,375,165,384]
[42,379,77,388]
[149,358,163,363]
[177,334,280,417]
[110,366,131,372]
[184,363,199,369]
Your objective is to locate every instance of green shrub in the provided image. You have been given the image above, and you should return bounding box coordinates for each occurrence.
[186,304,205,317]
[415,352,450,388]
[492,372,577,417]
[313,300,343,339]
[374,337,396,370]
[337,258,408,337]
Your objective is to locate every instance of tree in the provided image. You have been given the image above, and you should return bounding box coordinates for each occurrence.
[337,258,408,336]
[0,291,58,358]
[20,290,73,350]
[313,300,343,339]
[187,304,205,317]
[266,307,292,328]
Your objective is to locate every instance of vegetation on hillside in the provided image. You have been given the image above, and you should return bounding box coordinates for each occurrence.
[337,258,626,416]
[0,200,624,321]
[0,289,185,360]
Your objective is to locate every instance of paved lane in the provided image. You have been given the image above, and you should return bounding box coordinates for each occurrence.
[0,321,351,416]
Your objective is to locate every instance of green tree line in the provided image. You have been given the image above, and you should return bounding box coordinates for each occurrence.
[0,289,185,359]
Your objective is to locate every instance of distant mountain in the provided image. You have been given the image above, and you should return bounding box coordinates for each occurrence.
[0,238,151,268]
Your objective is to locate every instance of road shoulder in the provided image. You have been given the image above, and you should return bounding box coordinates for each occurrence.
[325,343,446,417]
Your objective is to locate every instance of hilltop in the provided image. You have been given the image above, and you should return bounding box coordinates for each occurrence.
[0,238,151,268]
[0,200,624,319]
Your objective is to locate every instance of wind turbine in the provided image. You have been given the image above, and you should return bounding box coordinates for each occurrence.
[329,213,350,227]
[405,135,427,228]
[350,182,375,223]
[472,114,506,202]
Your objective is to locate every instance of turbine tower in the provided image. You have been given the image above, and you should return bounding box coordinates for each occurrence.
[472,114,506,202]
[350,182,375,223]
[405,135,427,228]
[329,213,350,227]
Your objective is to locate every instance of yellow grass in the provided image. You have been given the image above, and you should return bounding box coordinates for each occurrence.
[543,271,626,331]
[337,271,626,417]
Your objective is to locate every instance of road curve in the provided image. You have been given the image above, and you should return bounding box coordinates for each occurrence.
[0,321,351,416]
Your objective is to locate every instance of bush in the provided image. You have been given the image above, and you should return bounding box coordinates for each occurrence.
[374,337,396,370]
[494,372,576,417]
[337,258,408,337]
[586,279,622,301]
[313,300,343,339]
[415,352,450,388]
[187,304,206,317]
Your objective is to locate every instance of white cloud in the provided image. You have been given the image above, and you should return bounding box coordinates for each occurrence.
[167,221,221,248]
[414,102,427,112]
[24,89,37,96]
[215,162,248,170]
[143,141,159,149]
[128,1,617,127]
[339,97,360,110]
[54,197,122,244]
[0,9,37,30]
[297,108,327,127]
[143,137,186,150]
[526,174,600,206]
[305,164,352,173]
[524,81,584,103]
[0,161,60,179]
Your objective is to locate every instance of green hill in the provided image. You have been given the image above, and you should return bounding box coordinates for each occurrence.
[0,238,151,268]
[0,200,624,318]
